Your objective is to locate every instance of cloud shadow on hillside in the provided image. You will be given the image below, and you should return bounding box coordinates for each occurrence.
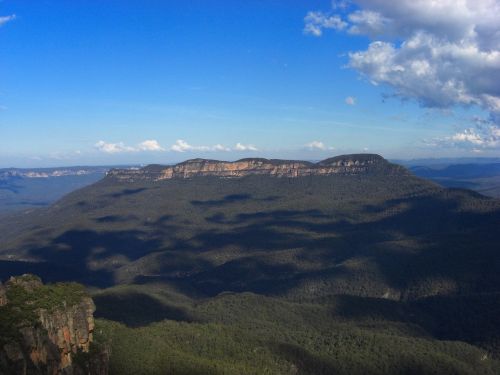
[191,193,280,208]
[94,292,193,327]
[12,190,500,301]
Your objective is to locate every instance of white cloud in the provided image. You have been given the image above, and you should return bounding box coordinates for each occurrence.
[348,10,390,36]
[170,139,191,152]
[234,142,258,151]
[450,129,485,145]
[170,140,209,152]
[213,144,231,152]
[332,1,350,10]
[426,121,500,150]
[95,141,136,154]
[170,140,257,152]
[304,11,347,36]
[95,139,165,153]
[345,96,356,105]
[137,139,165,152]
[0,14,16,27]
[305,140,335,150]
[305,0,500,133]
[305,140,327,150]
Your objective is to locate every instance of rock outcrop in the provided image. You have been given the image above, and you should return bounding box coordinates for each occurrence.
[107,154,407,182]
[0,282,7,306]
[0,274,108,375]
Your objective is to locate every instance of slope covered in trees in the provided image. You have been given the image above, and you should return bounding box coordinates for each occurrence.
[0,155,499,374]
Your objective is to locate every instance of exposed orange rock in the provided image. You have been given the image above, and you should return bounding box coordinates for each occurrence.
[0,275,108,375]
[107,154,407,182]
[0,282,6,306]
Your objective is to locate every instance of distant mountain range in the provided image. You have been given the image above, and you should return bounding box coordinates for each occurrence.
[408,162,500,198]
[0,166,109,179]
[410,163,500,179]
[1,157,499,213]
[0,166,126,212]
[395,157,500,167]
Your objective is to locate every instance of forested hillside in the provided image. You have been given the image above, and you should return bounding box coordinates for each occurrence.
[1,155,499,374]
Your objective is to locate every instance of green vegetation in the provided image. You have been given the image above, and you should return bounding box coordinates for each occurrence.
[94,292,500,375]
[1,162,499,373]
[2,173,498,302]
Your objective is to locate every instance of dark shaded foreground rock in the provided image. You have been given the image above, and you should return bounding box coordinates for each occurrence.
[0,274,108,374]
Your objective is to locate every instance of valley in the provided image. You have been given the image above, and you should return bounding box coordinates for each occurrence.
[1,155,499,374]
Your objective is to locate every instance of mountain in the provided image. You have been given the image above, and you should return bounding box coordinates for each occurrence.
[1,154,499,374]
[106,154,406,181]
[396,157,500,167]
[410,163,500,198]
[410,163,500,179]
[0,167,110,212]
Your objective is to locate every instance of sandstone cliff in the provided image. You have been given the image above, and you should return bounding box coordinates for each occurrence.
[0,282,7,306]
[107,154,407,182]
[0,275,108,375]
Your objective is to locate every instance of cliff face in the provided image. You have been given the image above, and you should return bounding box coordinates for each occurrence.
[0,282,7,306]
[0,275,108,375]
[107,154,408,182]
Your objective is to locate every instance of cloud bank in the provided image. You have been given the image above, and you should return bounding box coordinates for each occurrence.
[94,140,259,154]
[95,140,165,154]
[427,117,500,150]
[305,0,500,150]
[170,140,258,152]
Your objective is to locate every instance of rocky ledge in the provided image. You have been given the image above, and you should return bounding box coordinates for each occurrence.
[0,275,108,375]
[107,154,407,182]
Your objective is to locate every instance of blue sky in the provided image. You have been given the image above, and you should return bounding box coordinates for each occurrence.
[1,0,499,167]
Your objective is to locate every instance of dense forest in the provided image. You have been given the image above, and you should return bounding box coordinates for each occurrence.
[1,158,499,374]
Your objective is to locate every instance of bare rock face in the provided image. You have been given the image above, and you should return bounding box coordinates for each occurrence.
[6,274,43,292]
[107,154,408,182]
[0,282,7,306]
[0,274,108,375]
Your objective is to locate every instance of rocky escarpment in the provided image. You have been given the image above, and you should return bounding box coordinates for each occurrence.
[107,153,408,182]
[0,275,108,375]
[0,282,7,306]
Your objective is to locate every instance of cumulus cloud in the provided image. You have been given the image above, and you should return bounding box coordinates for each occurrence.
[137,139,165,151]
[426,119,500,150]
[305,140,335,150]
[305,0,500,131]
[0,14,16,26]
[305,141,327,150]
[304,11,347,36]
[95,141,135,154]
[450,129,485,145]
[169,140,189,152]
[170,140,209,152]
[95,140,165,153]
[213,144,231,152]
[170,140,258,152]
[332,1,350,10]
[234,143,258,151]
[345,96,356,105]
